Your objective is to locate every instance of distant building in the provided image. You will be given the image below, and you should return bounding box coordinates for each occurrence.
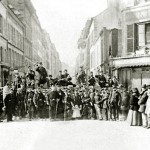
[8,0,33,71]
[0,1,25,86]
[113,0,150,90]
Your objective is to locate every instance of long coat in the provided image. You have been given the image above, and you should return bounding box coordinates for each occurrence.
[138,90,148,113]
[4,94,15,114]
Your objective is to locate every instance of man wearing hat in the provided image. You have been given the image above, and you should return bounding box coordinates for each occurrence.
[77,66,86,85]
[95,71,106,88]
[26,66,35,87]
[3,82,10,102]
[47,86,59,120]
[138,84,148,128]
[34,86,46,119]
[25,86,35,120]
[88,71,96,87]
[56,71,65,86]
[35,62,48,86]
[4,89,16,122]
[109,86,121,121]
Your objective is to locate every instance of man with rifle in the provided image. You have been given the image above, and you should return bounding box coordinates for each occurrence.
[47,86,59,121]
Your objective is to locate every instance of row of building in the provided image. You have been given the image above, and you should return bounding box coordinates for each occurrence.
[75,0,150,91]
[0,0,62,87]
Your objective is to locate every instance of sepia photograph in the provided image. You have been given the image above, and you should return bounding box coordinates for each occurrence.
[0,0,150,150]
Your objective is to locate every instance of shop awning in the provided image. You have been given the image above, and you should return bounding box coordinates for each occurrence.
[113,55,150,68]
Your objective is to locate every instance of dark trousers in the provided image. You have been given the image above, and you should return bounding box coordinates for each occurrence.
[7,113,12,122]
[102,108,108,120]
[51,106,56,119]
[38,107,44,118]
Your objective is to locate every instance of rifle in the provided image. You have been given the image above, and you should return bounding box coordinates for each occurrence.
[55,99,59,120]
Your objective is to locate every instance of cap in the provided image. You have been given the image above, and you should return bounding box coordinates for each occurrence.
[132,88,138,93]
[142,84,146,88]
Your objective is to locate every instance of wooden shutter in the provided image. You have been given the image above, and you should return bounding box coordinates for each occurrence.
[0,15,2,34]
[145,23,150,44]
[127,24,138,53]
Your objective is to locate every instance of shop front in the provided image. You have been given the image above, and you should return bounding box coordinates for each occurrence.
[113,56,150,91]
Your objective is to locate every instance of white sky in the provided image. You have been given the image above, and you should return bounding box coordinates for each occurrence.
[31,0,107,67]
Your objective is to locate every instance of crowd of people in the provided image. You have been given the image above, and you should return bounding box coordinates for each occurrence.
[0,64,150,129]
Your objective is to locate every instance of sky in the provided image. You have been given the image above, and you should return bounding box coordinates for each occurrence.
[31,0,107,67]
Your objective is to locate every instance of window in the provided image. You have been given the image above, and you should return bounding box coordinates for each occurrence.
[127,24,138,53]
[0,47,2,62]
[0,14,3,34]
[145,23,150,44]
[138,24,145,46]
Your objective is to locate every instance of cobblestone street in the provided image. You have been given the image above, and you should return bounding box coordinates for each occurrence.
[0,120,150,150]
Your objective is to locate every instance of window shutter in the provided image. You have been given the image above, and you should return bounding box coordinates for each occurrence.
[127,24,138,53]
[127,24,134,53]
[145,23,150,44]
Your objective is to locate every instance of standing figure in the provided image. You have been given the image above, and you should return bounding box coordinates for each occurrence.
[56,71,65,86]
[4,89,16,122]
[35,62,48,86]
[71,90,82,119]
[77,66,86,85]
[120,88,130,121]
[101,88,109,120]
[25,87,35,121]
[34,86,46,119]
[3,82,10,102]
[64,90,73,120]
[88,72,96,87]
[94,90,102,120]
[0,89,3,122]
[109,87,121,121]
[57,86,65,120]
[145,88,150,129]
[26,66,35,87]
[47,86,59,120]
[138,84,148,128]
[95,71,106,88]
[89,91,96,119]
[127,88,142,126]
[16,88,26,119]
[82,92,90,119]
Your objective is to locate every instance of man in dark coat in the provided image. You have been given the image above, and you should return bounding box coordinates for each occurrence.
[63,69,72,86]
[57,86,65,120]
[88,71,96,86]
[109,87,121,121]
[138,84,148,128]
[25,87,35,120]
[36,62,48,86]
[47,75,54,87]
[0,89,3,122]
[77,67,86,85]
[26,66,35,87]
[34,86,46,119]
[64,90,73,120]
[47,86,59,120]
[95,71,106,88]
[4,89,16,122]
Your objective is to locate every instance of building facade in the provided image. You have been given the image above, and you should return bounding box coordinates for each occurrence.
[0,1,25,86]
[0,0,62,86]
[112,0,150,90]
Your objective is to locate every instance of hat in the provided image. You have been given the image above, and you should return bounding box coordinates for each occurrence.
[146,83,150,87]
[142,84,146,89]
[132,88,138,93]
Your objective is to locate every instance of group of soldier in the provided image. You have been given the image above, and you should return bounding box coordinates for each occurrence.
[0,63,126,122]
[2,63,150,130]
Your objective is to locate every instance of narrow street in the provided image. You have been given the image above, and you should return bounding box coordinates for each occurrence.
[0,120,149,150]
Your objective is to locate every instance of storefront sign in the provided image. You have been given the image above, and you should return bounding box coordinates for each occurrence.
[126,7,150,22]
